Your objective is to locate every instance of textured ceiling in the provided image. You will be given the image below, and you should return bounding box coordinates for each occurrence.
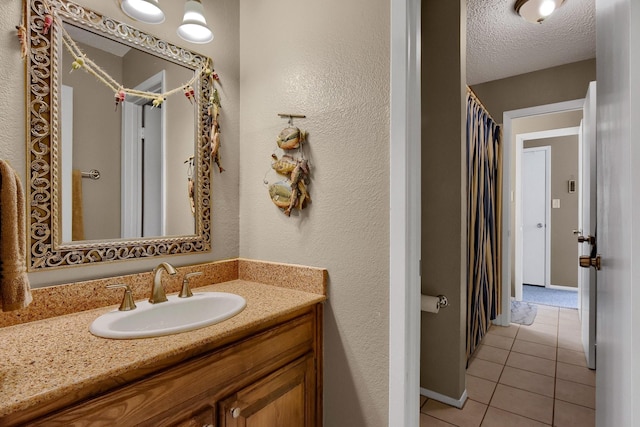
[467,0,595,85]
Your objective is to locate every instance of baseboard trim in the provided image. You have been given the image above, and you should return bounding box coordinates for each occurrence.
[546,285,578,292]
[492,313,510,326]
[420,387,467,409]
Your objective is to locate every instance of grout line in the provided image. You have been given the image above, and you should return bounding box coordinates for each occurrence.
[485,401,555,426]
[553,394,597,410]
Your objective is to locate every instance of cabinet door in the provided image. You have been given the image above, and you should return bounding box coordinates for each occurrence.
[219,354,316,427]
[169,405,215,427]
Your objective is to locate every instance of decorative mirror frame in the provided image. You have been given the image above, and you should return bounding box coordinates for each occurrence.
[24,0,213,270]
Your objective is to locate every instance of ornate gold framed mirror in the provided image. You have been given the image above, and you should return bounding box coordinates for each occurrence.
[24,0,215,270]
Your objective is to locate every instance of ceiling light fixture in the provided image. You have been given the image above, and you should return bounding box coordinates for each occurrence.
[120,0,165,24]
[514,0,565,24]
[177,0,214,44]
[119,0,213,44]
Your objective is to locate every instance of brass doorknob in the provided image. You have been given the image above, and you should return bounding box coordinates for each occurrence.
[579,255,601,270]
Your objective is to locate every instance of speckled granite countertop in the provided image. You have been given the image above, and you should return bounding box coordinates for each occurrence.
[0,279,325,420]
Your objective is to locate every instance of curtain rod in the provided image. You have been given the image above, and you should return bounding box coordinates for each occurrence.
[466,86,497,124]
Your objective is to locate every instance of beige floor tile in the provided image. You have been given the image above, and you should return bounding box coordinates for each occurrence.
[506,352,556,377]
[558,308,579,319]
[467,358,505,382]
[534,312,559,327]
[423,398,487,427]
[517,328,557,347]
[421,395,428,407]
[555,379,595,408]
[474,345,510,365]
[557,333,584,352]
[481,333,515,350]
[490,384,553,424]
[420,412,457,426]
[553,399,595,427]
[535,304,559,313]
[512,339,557,361]
[557,324,581,337]
[488,324,519,338]
[481,407,550,427]
[466,373,497,405]
[521,322,558,335]
[556,348,587,367]
[499,366,555,397]
[556,361,595,386]
[558,318,581,333]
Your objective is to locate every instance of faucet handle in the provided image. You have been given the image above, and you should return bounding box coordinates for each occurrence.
[179,272,203,298]
[106,284,137,311]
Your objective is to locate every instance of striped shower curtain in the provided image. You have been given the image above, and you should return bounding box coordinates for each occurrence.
[466,89,503,362]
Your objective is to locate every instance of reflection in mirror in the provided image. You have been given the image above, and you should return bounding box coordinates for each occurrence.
[25,0,215,270]
[60,23,196,242]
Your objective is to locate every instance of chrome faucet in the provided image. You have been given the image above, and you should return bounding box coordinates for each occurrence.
[149,262,177,304]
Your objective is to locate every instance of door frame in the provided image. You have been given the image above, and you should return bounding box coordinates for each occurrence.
[61,85,74,243]
[515,127,581,300]
[495,99,584,326]
[121,70,166,238]
[520,145,552,293]
[388,0,421,424]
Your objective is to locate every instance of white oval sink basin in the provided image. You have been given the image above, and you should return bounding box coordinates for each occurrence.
[90,292,246,339]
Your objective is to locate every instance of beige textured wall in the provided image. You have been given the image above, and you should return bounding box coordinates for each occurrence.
[238,0,390,425]
[470,59,596,120]
[0,0,240,287]
[421,0,467,401]
[524,135,579,287]
[62,44,123,240]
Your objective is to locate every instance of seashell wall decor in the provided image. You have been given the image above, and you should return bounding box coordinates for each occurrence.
[266,114,311,216]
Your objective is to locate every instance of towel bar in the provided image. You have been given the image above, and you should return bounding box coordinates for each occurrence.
[81,169,100,180]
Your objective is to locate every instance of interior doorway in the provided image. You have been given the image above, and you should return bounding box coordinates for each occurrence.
[514,126,581,302]
[497,99,584,326]
[121,70,166,238]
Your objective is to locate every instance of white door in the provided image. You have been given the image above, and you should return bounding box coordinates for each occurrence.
[579,81,597,369]
[522,147,550,287]
[142,105,162,237]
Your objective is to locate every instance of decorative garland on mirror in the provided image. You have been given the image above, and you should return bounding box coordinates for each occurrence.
[19,0,220,269]
[265,114,311,217]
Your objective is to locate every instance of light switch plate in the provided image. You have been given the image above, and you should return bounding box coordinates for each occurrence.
[552,199,560,209]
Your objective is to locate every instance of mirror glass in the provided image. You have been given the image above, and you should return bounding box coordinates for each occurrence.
[60,23,196,242]
[25,0,214,270]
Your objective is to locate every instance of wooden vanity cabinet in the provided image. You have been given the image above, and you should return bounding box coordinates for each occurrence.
[218,354,315,426]
[23,305,322,427]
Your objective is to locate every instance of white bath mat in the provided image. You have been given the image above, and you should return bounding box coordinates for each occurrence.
[510,300,538,326]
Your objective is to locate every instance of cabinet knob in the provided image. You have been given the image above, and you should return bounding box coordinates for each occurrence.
[231,407,241,418]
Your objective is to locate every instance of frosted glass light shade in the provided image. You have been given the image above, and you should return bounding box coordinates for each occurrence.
[120,0,165,24]
[177,0,213,44]
[514,0,564,23]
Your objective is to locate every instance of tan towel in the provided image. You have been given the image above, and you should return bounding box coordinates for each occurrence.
[0,160,32,311]
[72,169,85,241]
